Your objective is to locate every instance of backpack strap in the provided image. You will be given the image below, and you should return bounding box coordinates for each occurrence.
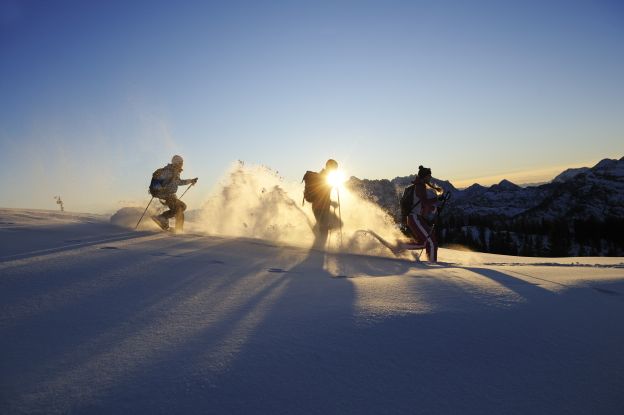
[408,184,420,214]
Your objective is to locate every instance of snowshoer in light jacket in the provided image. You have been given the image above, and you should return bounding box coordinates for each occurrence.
[150,155,198,233]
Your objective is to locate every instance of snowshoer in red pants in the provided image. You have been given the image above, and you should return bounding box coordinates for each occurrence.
[404,165,442,262]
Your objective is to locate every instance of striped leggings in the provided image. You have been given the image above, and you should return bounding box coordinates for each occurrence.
[407,214,438,262]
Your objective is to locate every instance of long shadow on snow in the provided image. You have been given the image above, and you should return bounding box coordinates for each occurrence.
[463,267,557,302]
[0,220,152,260]
[0,233,212,328]
[6,244,624,414]
[335,252,415,278]
[205,260,624,414]
[54,249,298,414]
[0,237,257,406]
[179,249,358,415]
[48,249,346,414]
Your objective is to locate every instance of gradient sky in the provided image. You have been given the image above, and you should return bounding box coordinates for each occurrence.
[1,0,623,213]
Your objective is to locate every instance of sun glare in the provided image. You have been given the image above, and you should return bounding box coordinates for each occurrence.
[327,170,346,188]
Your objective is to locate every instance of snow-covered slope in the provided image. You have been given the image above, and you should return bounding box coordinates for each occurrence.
[1,209,623,414]
[553,166,590,183]
[525,157,624,220]
[447,157,624,219]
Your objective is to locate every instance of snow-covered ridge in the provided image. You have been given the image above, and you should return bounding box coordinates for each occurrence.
[553,167,590,183]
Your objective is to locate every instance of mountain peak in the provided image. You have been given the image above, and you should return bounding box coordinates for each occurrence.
[553,167,590,183]
[491,179,520,191]
[593,158,618,170]
[458,183,486,194]
[591,157,624,178]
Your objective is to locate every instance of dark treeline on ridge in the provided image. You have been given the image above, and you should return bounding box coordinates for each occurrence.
[438,215,624,257]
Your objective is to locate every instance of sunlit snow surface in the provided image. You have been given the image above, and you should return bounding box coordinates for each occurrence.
[1,208,623,414]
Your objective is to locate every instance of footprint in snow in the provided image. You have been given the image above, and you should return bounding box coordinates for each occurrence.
[150,252,185,257]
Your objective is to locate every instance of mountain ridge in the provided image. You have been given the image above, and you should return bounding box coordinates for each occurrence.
[346,157,624,256]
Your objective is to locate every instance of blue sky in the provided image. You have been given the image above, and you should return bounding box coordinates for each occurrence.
[1,0,623,212]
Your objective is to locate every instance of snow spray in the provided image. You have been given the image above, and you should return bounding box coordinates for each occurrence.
[196,161,405,256]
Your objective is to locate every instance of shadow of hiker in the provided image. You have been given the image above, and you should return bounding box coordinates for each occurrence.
[326,251,417,279]
[186,248,358,414]
[465,266,557,302]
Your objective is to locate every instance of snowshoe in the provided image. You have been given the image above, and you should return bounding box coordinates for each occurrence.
[151,215,169,231]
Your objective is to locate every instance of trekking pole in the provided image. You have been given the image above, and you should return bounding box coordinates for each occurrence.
[337,188,343,249]
[178,182,195,200]
[416,248,424,261]
[430,191,451,240]
[327,224,332,250]
[135,197,154,230]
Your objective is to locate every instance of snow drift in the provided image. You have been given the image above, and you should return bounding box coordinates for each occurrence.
[110,206,160,230]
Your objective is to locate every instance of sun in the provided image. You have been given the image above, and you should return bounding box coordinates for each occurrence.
[326,170,346,188]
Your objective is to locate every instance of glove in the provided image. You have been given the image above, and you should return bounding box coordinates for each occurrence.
[192,178,198,184]
[330,201,339,208]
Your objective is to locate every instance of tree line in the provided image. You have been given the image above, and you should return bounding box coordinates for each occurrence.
[437,214,624,257]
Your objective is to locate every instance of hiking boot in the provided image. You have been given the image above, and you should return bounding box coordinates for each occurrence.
[151,215,169,231]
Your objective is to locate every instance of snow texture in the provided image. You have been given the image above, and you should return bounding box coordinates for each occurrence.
[1,208,624,414]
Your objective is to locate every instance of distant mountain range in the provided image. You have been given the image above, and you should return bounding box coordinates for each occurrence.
[347,157,624,256]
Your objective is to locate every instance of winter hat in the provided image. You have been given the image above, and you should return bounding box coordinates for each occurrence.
[171,155,184,166]
[326,159,338,170]
[418,165,432,178]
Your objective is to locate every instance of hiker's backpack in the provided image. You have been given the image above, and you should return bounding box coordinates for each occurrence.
[149,167,170,197]
[400,184,420,221]
[302,170,324,205]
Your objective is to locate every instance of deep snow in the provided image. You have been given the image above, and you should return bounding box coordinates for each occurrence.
[1,208,624,414]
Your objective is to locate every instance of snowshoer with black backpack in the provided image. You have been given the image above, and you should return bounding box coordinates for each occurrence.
[302,159,343,248]
[149,155,198,233]
[400,165,443,262]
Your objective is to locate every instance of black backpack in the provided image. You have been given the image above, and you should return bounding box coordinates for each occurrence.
[400,184,420,220]
[302,171,324,205]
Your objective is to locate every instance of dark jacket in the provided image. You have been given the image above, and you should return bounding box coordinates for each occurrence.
[311,168,333,213]
[411,177,438,217]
